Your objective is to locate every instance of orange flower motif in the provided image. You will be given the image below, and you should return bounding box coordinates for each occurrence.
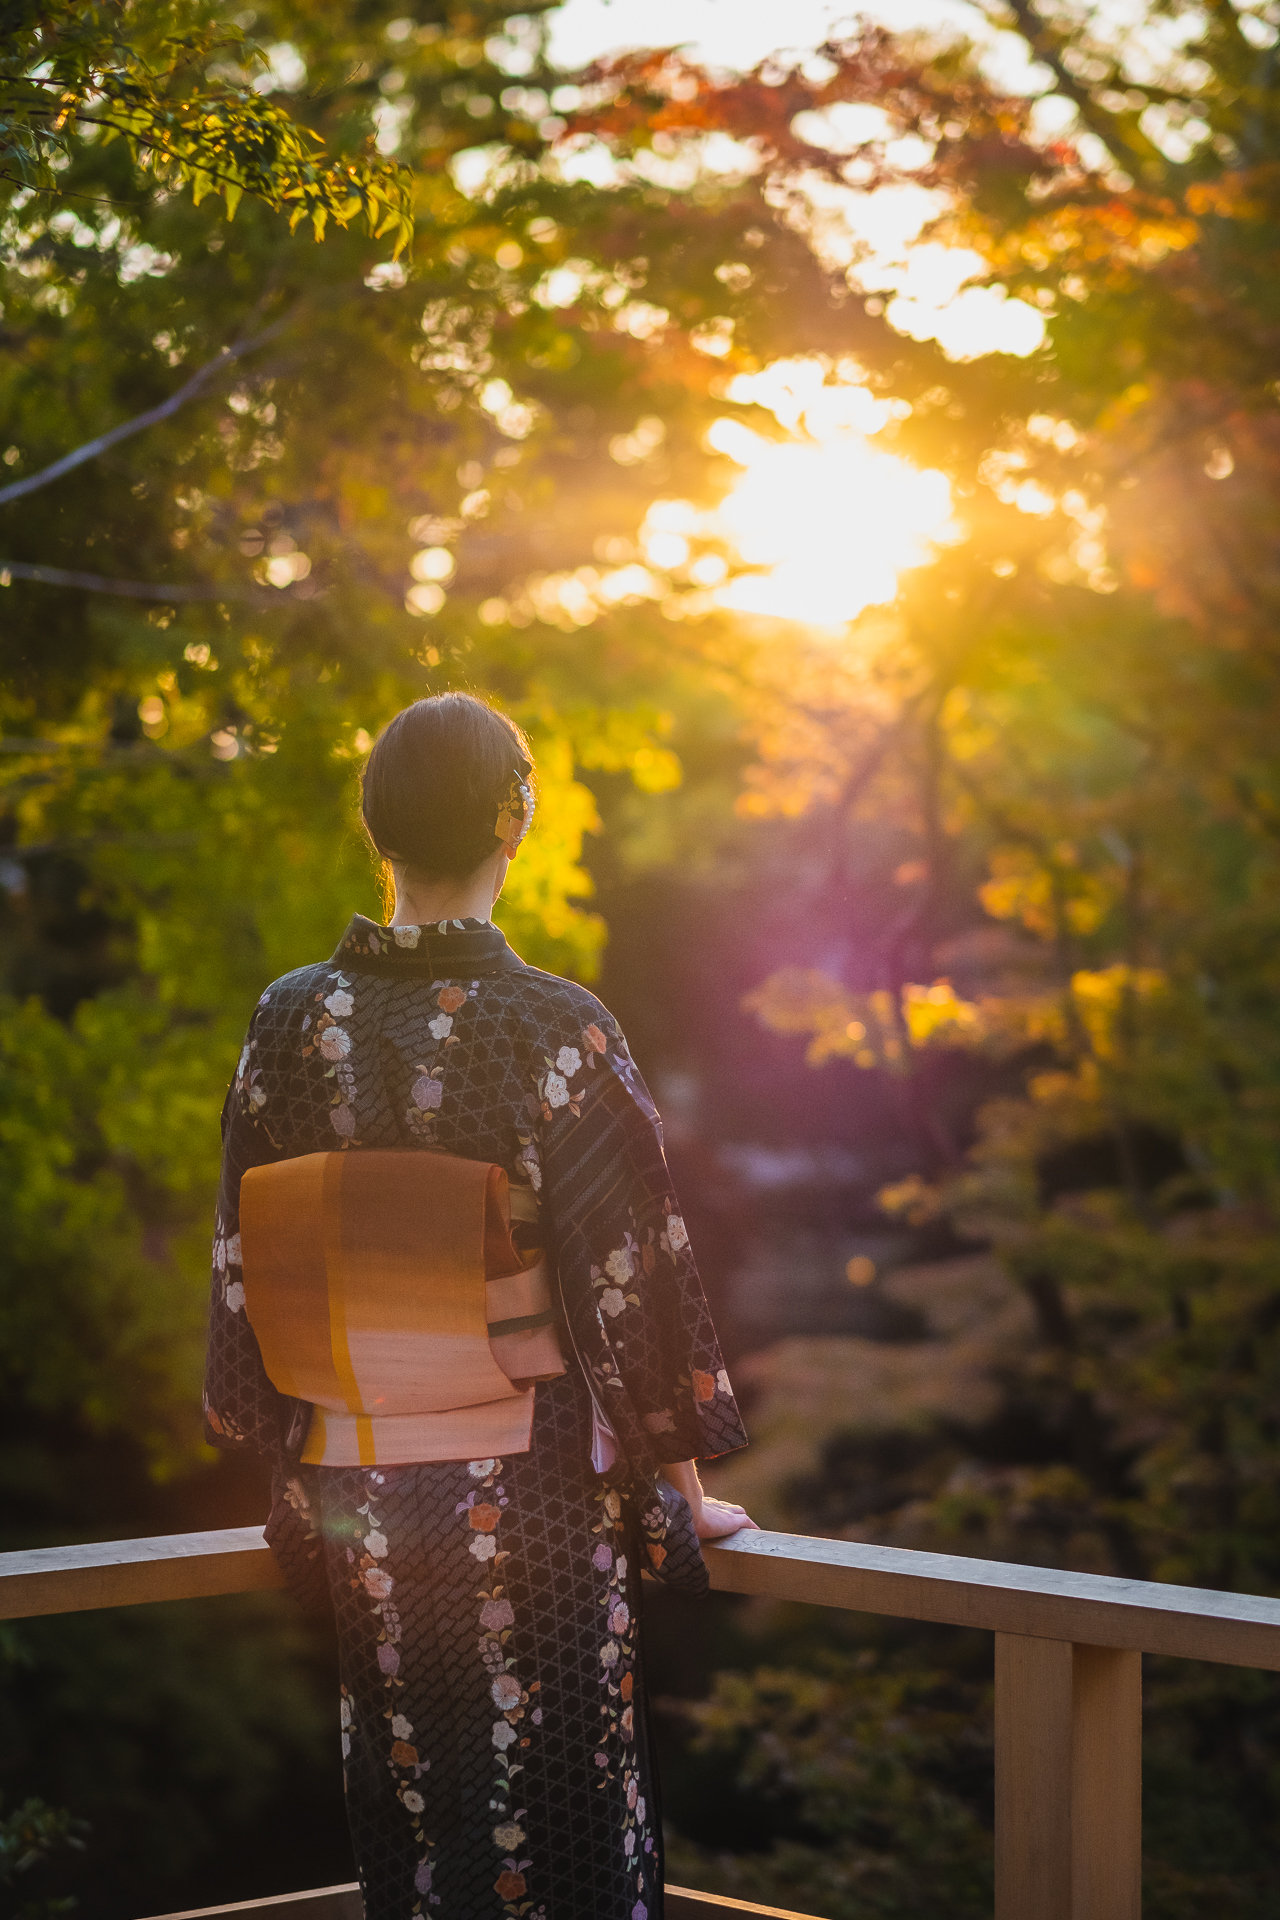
[469,1504,502,1532]
[437,985,467,1013]
[647,1542,667,1570]
[495,1870,527,1900]
[583,1023,608,1055]
[390,1740,419,1767]
[620,1671,634,1701]
[692,1369,717,1402]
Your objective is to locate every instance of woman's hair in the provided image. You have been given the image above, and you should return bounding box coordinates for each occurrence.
[361,693,533,882]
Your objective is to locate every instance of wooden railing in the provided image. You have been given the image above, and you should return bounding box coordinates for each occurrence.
[6,1525,1280,1920]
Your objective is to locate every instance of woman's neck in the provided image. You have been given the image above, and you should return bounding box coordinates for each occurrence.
[390,854,505,926]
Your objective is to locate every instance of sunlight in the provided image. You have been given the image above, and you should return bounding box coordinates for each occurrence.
[693,361,959,629]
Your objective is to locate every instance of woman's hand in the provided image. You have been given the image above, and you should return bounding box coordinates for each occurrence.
[663,1459,760,1539]
[693,1494,760,1540]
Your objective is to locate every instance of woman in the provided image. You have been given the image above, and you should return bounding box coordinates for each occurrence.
[203,693,755,1920]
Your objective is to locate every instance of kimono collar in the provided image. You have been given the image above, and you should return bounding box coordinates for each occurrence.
[331,914,524,978]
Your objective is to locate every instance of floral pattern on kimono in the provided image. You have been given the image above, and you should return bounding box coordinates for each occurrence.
[202,914,747,1920]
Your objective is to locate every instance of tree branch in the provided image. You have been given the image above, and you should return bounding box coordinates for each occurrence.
[998,0,1164,175]
[0,558,279,601]
[0,324,285,509]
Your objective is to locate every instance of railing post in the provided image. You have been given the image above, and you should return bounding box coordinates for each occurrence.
[995,1634,1141,1920]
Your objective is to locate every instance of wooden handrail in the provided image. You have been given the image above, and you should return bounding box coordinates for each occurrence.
[8,1524,1279,1919]
[5,1523,1280,1670]
[708,1531,1280,1671]
[0,1526,283,1621]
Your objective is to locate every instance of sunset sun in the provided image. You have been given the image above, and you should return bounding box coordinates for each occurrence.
[700,363,959,629]
[710,428,957,628]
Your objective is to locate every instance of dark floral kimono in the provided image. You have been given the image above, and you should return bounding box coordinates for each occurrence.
[203,914,748,1920]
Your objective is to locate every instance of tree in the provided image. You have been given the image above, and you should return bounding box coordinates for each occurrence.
[567,9,1280,1912]
[0,2,412,244]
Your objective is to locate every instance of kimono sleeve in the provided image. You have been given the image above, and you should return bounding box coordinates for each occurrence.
[537,1007,748,1469]
[202,1005,303,1458]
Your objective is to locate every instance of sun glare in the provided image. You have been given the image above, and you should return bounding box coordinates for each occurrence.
[692,361,959,629]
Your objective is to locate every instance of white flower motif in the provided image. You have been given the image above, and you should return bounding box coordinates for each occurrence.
[391,1713,413,1740]
[624,1829,637,1857]
[469,1532,497,1560]
[599,1287,627,1318]
[555,1045,582,1077]
[428,1013,453,1040]
[237,1045,251,1079]
[491,1673,522,1710]
[492,1822,526,1851]
[341,1731,351,1758]
[331,1103,356,1138]
[224,1279,245,1314]
[492,1719,517,1750]
[362,1566,394,1600]
[392,924,421,948]
[543,1070,569,1108]
[666,1213,689,1252]
[340,1695,353,1729]
[213,1235,226,1273]
[364,1530,389,1560]
[468,1458,497,1479]
[325,989,354,1017]
[401,1789,425,1814]
[636,1796,646,1824]
[226,1232,242,1267]
[319,1025,352,1061]
[600,1639,620,1668]
[605,1246,634,1284]
[716,1368,732,1396]
[518,1143,543,1192]
[247,1084,267,1110]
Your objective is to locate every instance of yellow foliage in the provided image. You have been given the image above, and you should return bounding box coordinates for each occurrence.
[979,847,1111,936]
[745,969,988,1070]
[1068,965,1168,1058]
[902,979,982,1046]
[876,1173,941,1225]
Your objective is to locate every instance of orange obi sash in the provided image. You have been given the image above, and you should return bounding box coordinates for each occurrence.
[238,1149,564,1468]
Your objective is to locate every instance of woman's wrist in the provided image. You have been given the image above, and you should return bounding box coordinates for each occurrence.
[661,1458,703,1513]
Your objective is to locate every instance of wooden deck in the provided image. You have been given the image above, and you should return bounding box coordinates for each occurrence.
[139,1878,815,1919]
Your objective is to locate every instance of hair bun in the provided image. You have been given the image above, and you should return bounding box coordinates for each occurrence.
[362,694,534,881]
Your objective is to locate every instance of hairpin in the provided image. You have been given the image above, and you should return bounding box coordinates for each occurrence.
[495,769,535,853]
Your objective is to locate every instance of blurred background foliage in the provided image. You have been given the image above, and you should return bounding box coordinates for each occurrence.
[6,0,1280,1912]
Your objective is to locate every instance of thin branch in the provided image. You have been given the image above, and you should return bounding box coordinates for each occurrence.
[0,170,149,207]
[0,557,276,601]
[999,0,1163,174]
[0,323,286,508]
[3,830,200,859]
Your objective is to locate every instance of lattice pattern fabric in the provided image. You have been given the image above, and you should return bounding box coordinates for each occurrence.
[203,914,748,1920]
